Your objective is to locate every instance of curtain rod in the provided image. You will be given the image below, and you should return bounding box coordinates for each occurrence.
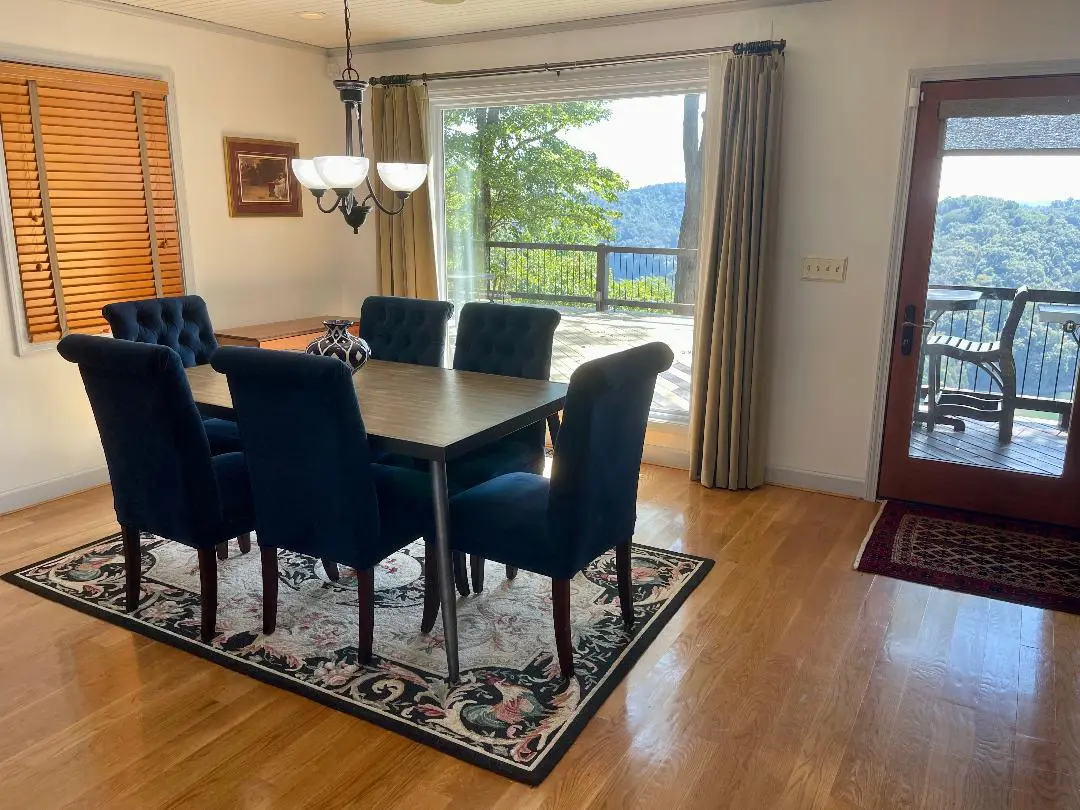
[368,39,785,86]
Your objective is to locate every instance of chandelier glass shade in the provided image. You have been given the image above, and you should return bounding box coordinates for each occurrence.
[291,0,428,232]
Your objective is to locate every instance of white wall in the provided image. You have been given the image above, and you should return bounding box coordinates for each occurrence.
[344,0,1080,495]
[0,0,353,511]
[3,0,1079,511]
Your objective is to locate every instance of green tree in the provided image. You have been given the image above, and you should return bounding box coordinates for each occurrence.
[444,102,628,251]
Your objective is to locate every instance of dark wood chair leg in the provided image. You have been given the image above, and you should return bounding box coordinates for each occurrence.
[197,547,218,643]
[422,539,440,633]
[358,566,375,665]
[615,541,635,630]
[323,559,340,582]
[121,525,141,612]
[453,551,470,596]
[470,554,485,593]
[238,532,252,554]
[506,565,518,580]
[552,578,574,678]
[261,546,278,635]
[216,541,228,561]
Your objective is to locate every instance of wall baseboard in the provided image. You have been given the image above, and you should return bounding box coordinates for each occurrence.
[0,466,109,516]
[764,465,867,499]
[643,443,690,470]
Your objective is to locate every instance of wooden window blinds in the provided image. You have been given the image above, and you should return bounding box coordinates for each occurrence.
[0,61,184,343]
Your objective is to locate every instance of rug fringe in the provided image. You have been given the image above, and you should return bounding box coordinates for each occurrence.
[853,500,887,570]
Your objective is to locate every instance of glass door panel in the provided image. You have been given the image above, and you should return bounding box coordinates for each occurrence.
[908,113,1080,478]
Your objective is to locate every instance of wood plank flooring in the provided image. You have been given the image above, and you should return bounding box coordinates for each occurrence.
[909,415,1067,477]
[1,470,1079,808]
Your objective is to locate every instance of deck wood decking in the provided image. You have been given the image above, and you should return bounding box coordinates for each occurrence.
[909,414,1068,477]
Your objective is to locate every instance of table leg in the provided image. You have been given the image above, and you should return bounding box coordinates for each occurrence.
[429,460,460,683]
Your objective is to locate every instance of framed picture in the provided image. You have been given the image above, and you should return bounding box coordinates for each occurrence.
[223,137,302,217]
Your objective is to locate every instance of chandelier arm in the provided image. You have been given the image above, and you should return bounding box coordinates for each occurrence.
[314,192,344,214]
[360,176,408,216]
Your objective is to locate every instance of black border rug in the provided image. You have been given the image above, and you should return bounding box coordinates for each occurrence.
[855,500,1080,615]
[2,534,712,784]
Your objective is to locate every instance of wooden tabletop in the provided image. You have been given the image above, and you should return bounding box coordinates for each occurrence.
[187,359,568,462]
[215,316,355,343]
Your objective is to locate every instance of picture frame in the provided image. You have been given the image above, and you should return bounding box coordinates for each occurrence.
[223,137,302,217]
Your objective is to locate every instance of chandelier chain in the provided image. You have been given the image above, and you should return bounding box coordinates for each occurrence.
[341,0,360,81]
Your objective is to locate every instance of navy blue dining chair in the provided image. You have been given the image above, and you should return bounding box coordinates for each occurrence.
[57,334,256,643]
[210,347,439,663]
[359,295,454,367]
[449,302,561,594]
[448,342,674,677]
[103,295,243,461]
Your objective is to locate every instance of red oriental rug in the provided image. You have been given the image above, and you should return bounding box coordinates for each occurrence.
[854,500,1080,615]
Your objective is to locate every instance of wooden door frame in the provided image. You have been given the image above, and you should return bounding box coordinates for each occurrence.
[866,58,1080,504]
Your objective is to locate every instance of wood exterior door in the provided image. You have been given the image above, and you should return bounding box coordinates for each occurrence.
[878,73,1080,527]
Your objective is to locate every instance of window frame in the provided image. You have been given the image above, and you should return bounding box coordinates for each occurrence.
[426,60,710,302]
[0,46,193,356]
[426,60,710,437]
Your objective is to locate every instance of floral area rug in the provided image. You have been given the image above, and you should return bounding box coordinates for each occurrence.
[2,534,712,783]
[855,500,1080,615]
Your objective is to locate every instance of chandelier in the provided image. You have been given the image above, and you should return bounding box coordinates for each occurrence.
[291,0,428,233]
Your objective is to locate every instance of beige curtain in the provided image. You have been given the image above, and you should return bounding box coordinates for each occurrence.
[370,83,438,299]
[689,46,785,490]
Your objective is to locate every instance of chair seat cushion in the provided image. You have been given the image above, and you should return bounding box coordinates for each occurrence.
[203,417,243,455]
[449,472,575,579]
[370,463,437,554]
[447,438,544,493]
[210,451,255,539]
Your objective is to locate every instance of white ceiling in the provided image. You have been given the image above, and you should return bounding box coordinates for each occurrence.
[78,0,758,49]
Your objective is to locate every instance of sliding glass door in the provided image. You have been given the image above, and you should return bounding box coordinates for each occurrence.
[434,88,706,425]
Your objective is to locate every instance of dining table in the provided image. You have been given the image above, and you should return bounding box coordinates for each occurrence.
[186,358,569,682]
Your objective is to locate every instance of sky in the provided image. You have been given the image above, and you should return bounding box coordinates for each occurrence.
[939,155,1080,203]
[561,94,704,189]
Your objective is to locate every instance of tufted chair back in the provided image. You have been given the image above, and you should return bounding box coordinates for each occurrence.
[102,295,219,368]
[359,296,454,367]
[57,334,227,544]
[211,347,386,570]
[452,302,561,380]
[548,342,674,574]
[453,302,561,459]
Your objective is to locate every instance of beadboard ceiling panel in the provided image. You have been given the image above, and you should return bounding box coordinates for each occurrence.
[66,0,781,49]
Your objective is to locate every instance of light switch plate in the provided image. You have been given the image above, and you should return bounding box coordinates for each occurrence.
[802,256,848,282]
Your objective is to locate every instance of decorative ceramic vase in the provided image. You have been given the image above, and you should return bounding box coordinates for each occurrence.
[305,319,371,373]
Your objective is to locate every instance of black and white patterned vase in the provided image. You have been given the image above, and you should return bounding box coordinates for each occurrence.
[306,319,371,373]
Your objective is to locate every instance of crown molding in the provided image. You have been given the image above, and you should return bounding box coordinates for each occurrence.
[58,0,824,56]
[341,0,825,55]
[56,0,327,54]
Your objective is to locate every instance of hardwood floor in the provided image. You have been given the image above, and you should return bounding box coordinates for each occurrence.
[1,468,1078,808]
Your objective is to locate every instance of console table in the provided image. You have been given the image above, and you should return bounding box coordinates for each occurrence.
[215,316,357,351]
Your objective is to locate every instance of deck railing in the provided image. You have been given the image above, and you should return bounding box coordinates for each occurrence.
[446,241,698,316]
[927,284,1080,421]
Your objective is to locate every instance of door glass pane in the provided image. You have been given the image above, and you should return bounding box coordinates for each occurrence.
[909,112,1080,476]
[440,93,704,424]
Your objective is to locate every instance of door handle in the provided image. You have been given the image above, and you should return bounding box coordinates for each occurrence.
[900,304,936,356]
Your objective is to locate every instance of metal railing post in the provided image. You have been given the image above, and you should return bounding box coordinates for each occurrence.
[595,245,609,312]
